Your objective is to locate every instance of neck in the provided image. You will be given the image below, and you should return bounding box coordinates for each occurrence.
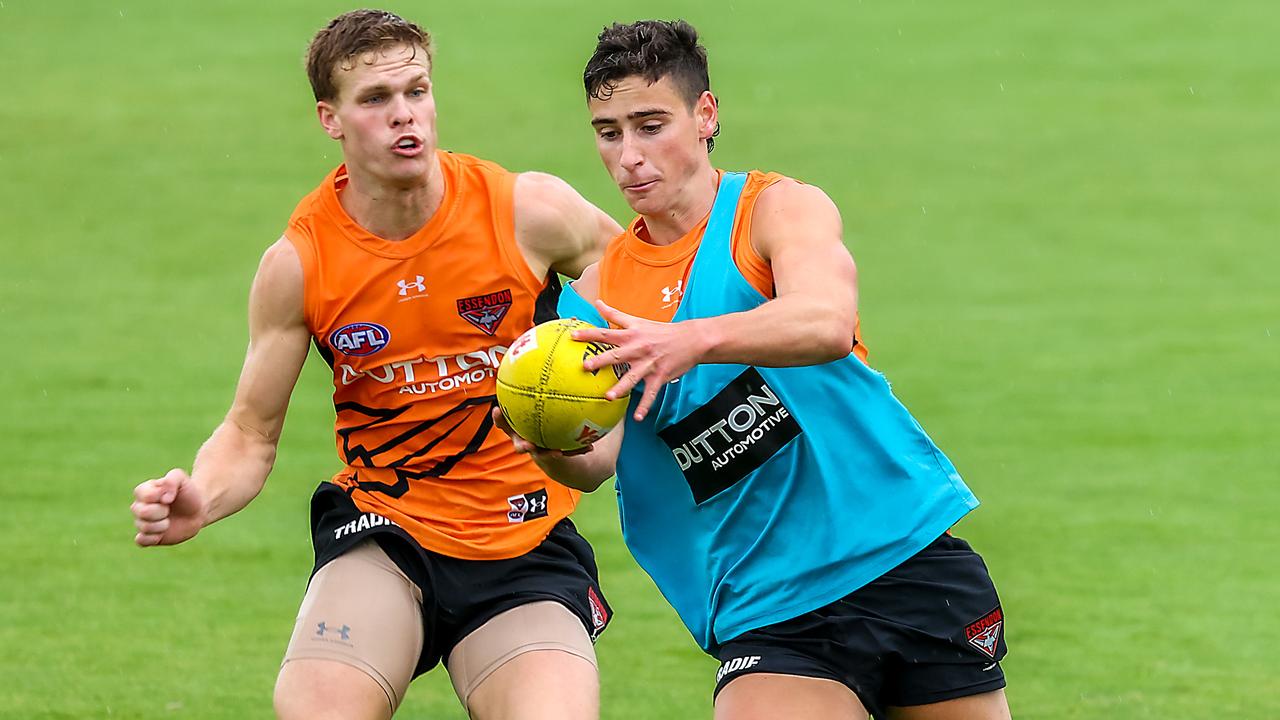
[639,165,719,246]
[339,153,444,241]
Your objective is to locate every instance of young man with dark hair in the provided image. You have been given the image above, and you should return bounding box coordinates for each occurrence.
[130,10,619,720]
[498,19,1012,720]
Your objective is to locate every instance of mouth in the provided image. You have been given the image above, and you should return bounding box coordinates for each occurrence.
[391,135,425,158]
[623,178,658,193]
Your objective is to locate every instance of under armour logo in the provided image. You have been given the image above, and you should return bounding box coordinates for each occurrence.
[316,622,351,641]
[397,275,426,296]
[661,280,684,304]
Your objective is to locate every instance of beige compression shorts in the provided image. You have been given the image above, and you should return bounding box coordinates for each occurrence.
[281,539,597,712]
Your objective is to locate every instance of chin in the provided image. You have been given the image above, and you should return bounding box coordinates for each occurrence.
[627,195,665,217]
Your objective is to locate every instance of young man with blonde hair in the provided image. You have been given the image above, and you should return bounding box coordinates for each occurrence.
[131,10,619,719]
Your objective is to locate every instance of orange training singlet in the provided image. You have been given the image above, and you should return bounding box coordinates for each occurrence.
[284,150,577,560]
[597,170,867,362]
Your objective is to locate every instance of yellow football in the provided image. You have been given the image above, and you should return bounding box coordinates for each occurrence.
[496,319,630,450]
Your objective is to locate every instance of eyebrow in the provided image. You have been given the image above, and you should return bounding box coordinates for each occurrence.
[590,108,672,127]
[355,73,430,96]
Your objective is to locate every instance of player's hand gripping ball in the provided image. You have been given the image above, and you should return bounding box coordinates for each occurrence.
[497,319,629,451]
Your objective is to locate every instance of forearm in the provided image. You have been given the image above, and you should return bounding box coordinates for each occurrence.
[693,293,855,368]
[189,419,278,526]
[532,450,616,493]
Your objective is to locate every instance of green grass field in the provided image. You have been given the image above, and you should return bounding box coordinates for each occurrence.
[3,1,1277,717]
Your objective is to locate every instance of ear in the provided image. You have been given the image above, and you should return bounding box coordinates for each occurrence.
[316,101,343,140]
[695,91,718,141]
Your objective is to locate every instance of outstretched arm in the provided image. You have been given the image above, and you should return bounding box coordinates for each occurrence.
[131,238,311,546]
[514,172,621,280]
[574,180,857,420]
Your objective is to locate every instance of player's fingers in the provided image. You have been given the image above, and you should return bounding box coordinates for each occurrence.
[131,500,170,522]
[583,343,632,372]
[490,406,513,433]
[133,478,167,504]
[606,361,648,400]
[135,530,166,547]
[633,374,667,421]
[571,326,616,345]
[135,517,170,535]
[511,436,539,454]
[156,468,186,502]
[594,299,637,328]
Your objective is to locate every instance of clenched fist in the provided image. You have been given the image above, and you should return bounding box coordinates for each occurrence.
[131,468,207,547]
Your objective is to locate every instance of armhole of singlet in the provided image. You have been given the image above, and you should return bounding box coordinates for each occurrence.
[282,224,319,335]
[494,171,552,296]
[730,175,784,300]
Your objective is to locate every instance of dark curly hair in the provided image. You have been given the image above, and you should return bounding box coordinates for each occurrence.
[583,20,720,153]
[306,9,433,102]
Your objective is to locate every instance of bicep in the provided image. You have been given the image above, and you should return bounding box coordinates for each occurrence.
[553,203,618,279]
[225,239,310,442]
[515,172,620,280]
[756,184,857,322]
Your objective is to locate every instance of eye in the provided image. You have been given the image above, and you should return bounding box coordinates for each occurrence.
[363,94,384,105]
[410,87,426,97]
[598,128,620,141]
[641,123,662,134]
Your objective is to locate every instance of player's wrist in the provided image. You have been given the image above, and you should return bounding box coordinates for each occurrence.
[687,317,723,365]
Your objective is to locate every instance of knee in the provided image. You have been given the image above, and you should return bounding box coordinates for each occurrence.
[274,658,394,720]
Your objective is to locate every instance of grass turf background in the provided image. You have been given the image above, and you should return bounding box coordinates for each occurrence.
[1,1,1276,717]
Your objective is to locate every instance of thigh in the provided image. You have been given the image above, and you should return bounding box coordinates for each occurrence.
[715,673,868,720]
[451,601,599,720]
[279,539,424,714]
[888,688,1011,720]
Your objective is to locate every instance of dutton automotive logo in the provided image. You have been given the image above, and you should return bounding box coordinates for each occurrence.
[657,367,802,504]
[329,322,391,357]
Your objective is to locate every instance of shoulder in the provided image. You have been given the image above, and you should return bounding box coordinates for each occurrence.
[513,172,615,276]
[286,167,342,227]
[750,178,843,259]
[514,172,588,226]
[252,238,304,306]
[753,177,840,220]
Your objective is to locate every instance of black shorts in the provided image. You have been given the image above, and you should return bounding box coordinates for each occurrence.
[713,533,1007,718]
[307,482,612,678]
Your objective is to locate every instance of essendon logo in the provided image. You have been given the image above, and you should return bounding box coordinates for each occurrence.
[965,607,1004,659]
[457,289,513,336]
[587,586,610,638]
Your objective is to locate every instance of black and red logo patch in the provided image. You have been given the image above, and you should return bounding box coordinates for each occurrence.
[965,606,1004,658]
[457,289,513,336]
[587,586,610,638]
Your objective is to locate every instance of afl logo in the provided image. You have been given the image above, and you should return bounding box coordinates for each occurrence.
[329,322,390,357]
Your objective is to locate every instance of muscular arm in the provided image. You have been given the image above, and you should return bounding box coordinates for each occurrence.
[574,180,858,420]
[132,239,310,545]
[196,239,311,523]
[513,172,620,280]
[696,180,857,364]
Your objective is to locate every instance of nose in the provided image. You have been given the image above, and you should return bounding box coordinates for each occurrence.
[619,132,644,171]
[389,94,413,128]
